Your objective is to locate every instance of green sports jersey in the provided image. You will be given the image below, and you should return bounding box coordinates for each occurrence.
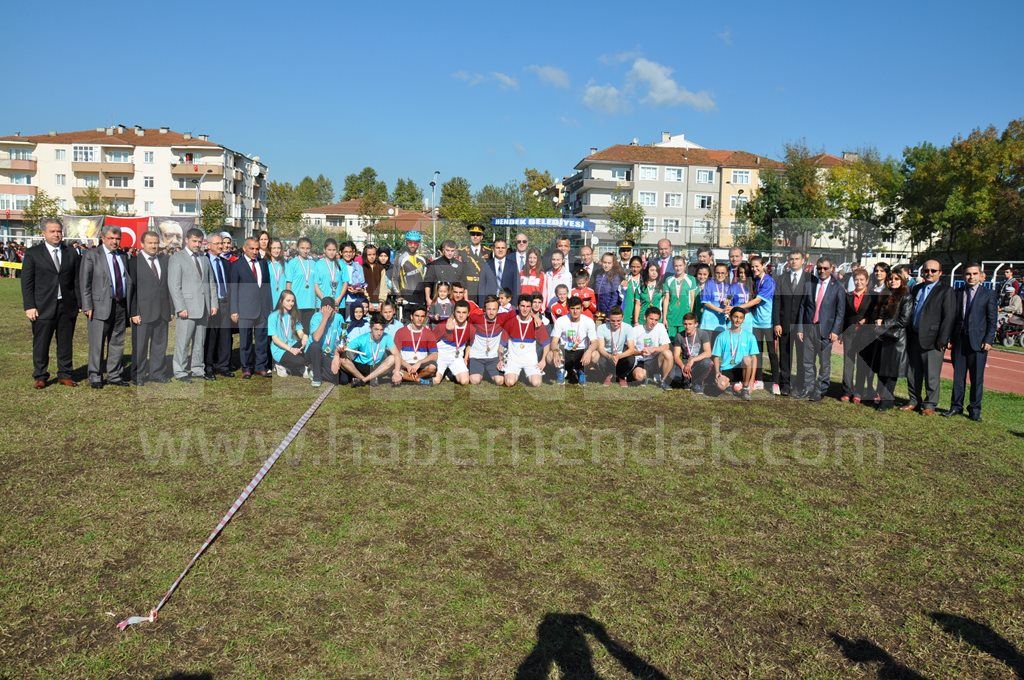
[621,277,642,325]
[663,274,699,326]
[632,283,664,324]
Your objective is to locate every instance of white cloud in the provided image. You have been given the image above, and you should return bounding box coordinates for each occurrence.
[627,58,715,111]
[559,115,580,127]
[513,142,527,156]
[526,64,570,89]
[451,70,484,86]
[582,81,630,114]
[491,71,519,90]
[598,48,642,65]
[716,26,733,46]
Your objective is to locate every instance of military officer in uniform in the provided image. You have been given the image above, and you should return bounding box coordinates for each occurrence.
[617,239,635,270]
[457,223,490,301]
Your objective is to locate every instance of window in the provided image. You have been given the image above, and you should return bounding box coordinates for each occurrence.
[696,169,715,184]
[611,167,630,181]
[693,218,712,235]
[642,217,656,233]
[8,148,33,160]
[663,218,681,234]
[176,201,197,214]
[111,200,130,214]
[176,177,194,189]
[639,165,658,181]
[55,174,66,186]
[638,191,656,207]
[82,175,99,188]
[144,151,154,163]
[730,221,748,238]
[665,167,684,182]
[144,201,154,213]
[144,176,154,188]
[107,176,130,188]
[55,149,66,161]
[731,170,750,185]
[730,195,749,210]
[105,150,133,163]
[58,199,67,211]
[695,194,714,210]
[664,192,683,208]
[72,145,96,162]
[10,174,30,185]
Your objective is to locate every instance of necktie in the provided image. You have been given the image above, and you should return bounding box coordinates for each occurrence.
[812,279,827,324]
[193,252,203,278]
[52,247,62,299]
[496,259,503,283]
[913,285,931,328]
[791,271,797,287]
[149,256,159,279]
[250,258,258,284]
[112,254,124,301]
[963,287,975,331]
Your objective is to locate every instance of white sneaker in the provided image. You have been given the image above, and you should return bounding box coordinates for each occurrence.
[303,367,312,379]
[771,383,781,396]
[310,380,322,388]
[275,365,288,378]
[752,380,764,391]
[733,382,742,392]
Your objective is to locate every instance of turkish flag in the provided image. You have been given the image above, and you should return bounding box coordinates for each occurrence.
[104,216,150,249]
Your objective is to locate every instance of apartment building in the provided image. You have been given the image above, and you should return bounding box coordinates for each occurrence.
[0,125,268,237]
[563,133,782,254]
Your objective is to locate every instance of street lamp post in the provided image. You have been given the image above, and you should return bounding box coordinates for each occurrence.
[192,168,214,231]
[429,170,440,255]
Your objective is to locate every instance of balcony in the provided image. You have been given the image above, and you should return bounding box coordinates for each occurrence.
[582,178,631,191]
[233,169,243,181]
[71,161,135,174]
[0,157,37,172]
[170,189,222,201]
[253,199,262,210]
[72,187,135,200]
[171,163,224,177]
[0,184,37,196]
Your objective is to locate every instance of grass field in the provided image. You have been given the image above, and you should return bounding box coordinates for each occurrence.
[1,278,1022,679]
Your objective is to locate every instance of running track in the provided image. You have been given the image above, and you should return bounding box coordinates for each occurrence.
[942,348,1024,395]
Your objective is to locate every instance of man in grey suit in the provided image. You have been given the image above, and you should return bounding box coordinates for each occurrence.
[168,228,218,382]
[128,230,172,385]
[80,226,133,388]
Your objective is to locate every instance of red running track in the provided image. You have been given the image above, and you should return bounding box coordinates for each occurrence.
[942,348,1024,396]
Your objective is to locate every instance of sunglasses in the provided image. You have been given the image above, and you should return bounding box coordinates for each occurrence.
[516,239,528,243]
[816,266,830,271]
[922,268,939,273]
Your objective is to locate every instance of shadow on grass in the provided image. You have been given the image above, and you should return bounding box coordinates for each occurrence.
[929,612,1024,678]
[515,613,669,679]
[828,632,924,679]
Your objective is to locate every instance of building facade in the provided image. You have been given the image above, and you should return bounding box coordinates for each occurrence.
[0,125,268,238]
[563,136,782,255]
[301,199,433,246]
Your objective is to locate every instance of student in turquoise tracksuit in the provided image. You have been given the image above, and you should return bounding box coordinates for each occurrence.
[286,236,318,331]
[314,238,349,312]
[267,238,288,315]
[268,290,308,377]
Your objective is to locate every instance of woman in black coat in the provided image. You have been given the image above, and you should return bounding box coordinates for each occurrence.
[872,270,913,411]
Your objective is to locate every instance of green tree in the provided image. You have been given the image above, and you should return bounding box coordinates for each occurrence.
[392,178,424,211]
[825,149,903,261]
[200,200,228,234]
[607,192,645,243]
[520,168,561,218]
[741,141,833,252]
[313,174,334,206]
[439,176,481,226]
[21,190,62,233]
[70,186,107,215]
[343,167,388,203]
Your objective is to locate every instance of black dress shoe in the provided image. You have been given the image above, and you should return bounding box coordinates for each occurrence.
[110,379,132,387]
[942,409,963,418]
[218,371,235,378]
[90,382,103,389]
[808,391,822,402]
[779,388,791,397]
[968,413,982,422]
[149,376,169,384]
[203,373,217,381]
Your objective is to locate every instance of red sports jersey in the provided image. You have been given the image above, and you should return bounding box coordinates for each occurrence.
[500,314,550,347]
[549,301,569,320]
[393,325,438,363]
[432,321,475,351]
[571,286,597,318]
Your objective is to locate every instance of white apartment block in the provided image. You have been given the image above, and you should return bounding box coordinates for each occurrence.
[0,125,268,237]
[563,135,782,255]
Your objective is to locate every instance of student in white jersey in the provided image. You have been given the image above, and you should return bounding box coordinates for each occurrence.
[550,296,597,384]
[595,306,636,386]
[627,306,673,388]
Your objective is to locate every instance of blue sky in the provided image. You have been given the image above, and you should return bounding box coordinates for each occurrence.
[6,0,1022,200]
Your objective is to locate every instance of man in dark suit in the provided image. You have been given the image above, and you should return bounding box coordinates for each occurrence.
[771,249,807,396]
[574,244,597,284]
[128,230,172,385]
[902,259,956,415]
[477,237,519,305]
[80,226,133,388]
[944,263,997,421]
[229,236,273,378]
[797,256,846,401]
[204,232,233,379]
[21,218,81,388]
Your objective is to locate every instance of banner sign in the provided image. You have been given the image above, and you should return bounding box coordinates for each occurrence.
[104,216,150,249]
[63,215,104,241]
[151,217,195,250]
[491,217,596,232]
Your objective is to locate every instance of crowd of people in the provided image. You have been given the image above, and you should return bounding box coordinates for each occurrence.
[18,218,1005,420]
